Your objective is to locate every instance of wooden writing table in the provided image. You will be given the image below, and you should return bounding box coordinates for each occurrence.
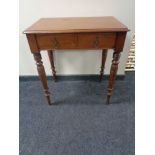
[24,16,129,105]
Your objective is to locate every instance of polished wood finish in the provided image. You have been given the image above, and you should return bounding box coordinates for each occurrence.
[36,33,76,50]
[36,33,116,50]
[33,53,52,105]
[26,34,39,53]
[99,49,108,81]
[77,33,116,49]
[24,16,128,34]
[47,50,56,81]
[107,32,127,104]
[24,17,129,105]
[107,52,121,104]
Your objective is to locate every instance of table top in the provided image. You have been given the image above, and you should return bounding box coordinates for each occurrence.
[24,16,129,34]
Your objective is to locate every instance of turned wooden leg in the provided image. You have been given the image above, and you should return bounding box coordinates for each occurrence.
[33,52,52,105]
[99,49,108,81]
[107,52,121,104]
[47,50,57,81]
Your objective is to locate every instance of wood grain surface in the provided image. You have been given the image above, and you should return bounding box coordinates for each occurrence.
[24,16,129,34]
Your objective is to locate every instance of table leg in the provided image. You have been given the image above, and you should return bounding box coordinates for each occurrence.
[47,50,57,81]
[107,52,121,104]
[99,49,108,81]
[33,52,52,105]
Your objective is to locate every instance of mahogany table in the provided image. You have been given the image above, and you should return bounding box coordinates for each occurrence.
[24,16,129,105]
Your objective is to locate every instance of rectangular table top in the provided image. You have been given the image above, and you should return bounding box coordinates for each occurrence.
[24,16,129,34]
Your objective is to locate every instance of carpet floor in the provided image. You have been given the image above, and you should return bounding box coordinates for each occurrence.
[19,72,135,155]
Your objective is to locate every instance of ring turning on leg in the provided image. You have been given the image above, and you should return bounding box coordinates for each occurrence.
[107,52,121,104]
[47,50,57,81]
[99,49,108,81]
[33,52,52,105]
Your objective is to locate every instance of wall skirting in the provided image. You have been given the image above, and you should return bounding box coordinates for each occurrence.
[19,74,125,81]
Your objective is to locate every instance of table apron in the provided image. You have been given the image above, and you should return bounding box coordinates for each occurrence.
[35,32,116,50]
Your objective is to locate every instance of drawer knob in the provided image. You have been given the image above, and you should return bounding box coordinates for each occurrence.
[52,38,60,49]
[93,36,100,48]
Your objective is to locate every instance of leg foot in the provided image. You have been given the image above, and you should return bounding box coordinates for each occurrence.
[106,95,110,104]
[45,93,52,105]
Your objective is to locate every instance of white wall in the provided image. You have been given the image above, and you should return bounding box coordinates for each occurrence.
[19,0,135,75]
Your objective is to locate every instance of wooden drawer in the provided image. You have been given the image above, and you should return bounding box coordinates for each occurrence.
[36,33,116,50]
[78,33,116,49]
[36,34,77,50]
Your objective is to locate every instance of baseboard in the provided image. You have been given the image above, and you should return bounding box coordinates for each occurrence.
[19,74,125,81]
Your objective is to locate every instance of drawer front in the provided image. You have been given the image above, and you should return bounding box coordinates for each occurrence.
[36,33,116,50]
[78,33,116,49]
[36,34,77,50]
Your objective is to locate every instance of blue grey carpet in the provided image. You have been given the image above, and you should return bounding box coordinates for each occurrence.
[19,72,135,155]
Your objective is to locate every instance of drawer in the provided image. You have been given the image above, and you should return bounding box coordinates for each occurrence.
[36,33,116,50]
[36,34,77,50]
[78,33,116,49]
